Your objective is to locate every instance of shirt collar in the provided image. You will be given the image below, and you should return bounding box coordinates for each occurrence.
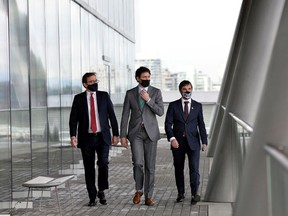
[181,98,191,103]
[138,85,148,93]
[87,91,95,96]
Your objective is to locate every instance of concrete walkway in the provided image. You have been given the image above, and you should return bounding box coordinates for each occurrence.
[10,139,232,216]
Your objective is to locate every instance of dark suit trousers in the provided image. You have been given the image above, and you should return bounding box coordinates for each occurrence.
[80,133,109,202]
[172,137,200,196]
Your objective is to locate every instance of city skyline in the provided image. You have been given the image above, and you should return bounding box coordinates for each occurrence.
[135,58,221,92]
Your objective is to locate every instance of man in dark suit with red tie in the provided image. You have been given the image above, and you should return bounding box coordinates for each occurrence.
[69,72,119,206]
[164,80,208,205]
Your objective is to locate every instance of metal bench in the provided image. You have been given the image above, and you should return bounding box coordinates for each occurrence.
[22,175,75,215]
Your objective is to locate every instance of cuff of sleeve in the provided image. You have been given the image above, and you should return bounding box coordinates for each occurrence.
[169,137,176,142]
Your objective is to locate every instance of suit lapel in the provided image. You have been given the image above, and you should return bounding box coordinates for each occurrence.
[82,92,88,116]
[186,99,194,121]
[176,99,186,121]
[96,91,101,116]
[132,87,142,112]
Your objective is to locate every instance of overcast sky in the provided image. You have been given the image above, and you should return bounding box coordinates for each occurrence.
[135,0,242,80]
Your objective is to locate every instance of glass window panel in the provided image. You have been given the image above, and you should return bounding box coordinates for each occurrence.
[29,0,48,177]
[29,0,47,108]
[31,108,48,176]
[71,2,82,94]
[108,0,114,23]
[96,19,103,64]
[45,0,62,175]
[8,0,32,201]
[109,29,115,94]
[0,111,11,203]
[11,110,31,192]
[9,0,29,109]
[102,0,108,19]
[58,0,73,174]
[81,8,90,73]
[46,0,60,107]
[59,0,72,97]
[89,0,97,10]
[0,0,9,110]
[0,0,11,204]
[89,14,98,72]
[103,25,109,61]
[114,0,119,27]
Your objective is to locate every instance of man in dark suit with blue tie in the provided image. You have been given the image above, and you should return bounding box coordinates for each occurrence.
[69,72,119,206]
[164,80,208,205]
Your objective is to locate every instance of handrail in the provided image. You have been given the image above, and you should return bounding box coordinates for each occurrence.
[228,112,253,133]
[264,143,288,172]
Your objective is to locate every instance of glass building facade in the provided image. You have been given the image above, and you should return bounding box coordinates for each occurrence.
[0,0,135,209]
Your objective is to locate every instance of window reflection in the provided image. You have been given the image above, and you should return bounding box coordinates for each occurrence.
[0,0,135,208]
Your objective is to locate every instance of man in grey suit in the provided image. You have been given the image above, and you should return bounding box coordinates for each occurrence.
[119,66,164,206]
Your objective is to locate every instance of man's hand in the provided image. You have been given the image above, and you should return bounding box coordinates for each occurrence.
[202,144,208,152]
[70,136,77,148]
[140,90,150,101]
[112,136,120,145]
[171,139,179,149]
[121,137,129,149]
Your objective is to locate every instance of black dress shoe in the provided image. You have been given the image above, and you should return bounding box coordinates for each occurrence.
[98,191,107,205]
[176,194,185,202]
[87,201,96,207]
[191,194,201,205]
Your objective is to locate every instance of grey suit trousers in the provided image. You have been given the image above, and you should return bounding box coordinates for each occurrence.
[130,127,157,198]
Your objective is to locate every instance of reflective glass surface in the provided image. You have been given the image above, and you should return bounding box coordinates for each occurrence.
[71,2,82,94]
[0,0,135,210]
[0,0,10,203]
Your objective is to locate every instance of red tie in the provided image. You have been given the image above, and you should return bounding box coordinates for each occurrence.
[90,93,97,133]
[184,101,189,120]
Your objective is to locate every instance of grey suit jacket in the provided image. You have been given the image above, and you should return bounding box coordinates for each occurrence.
[120,85,164,142]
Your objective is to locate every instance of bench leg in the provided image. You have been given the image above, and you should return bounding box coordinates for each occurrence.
[39,188,44,211]
[55,186,62,216]
[25,188,31,215]
[67,181,74,213]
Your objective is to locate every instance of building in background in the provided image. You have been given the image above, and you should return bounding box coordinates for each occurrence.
[0,0,135,210]
[193,70,212,91]
[136,58,222,91]
[135,59,162,88]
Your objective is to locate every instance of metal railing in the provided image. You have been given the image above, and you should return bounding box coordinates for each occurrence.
[264,143,288,216]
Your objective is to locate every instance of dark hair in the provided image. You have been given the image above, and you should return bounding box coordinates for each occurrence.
[82,72,96,83]
[178,80,193,91]
[135,66,151,80]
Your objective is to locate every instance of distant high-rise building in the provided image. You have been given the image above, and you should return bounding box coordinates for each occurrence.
[193,70,212,91]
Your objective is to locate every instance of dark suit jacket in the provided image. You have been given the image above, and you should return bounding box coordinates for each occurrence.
[69,91,119,148]
[165,99,208,151]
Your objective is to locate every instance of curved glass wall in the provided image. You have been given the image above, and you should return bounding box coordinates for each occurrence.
[0,0,135,212]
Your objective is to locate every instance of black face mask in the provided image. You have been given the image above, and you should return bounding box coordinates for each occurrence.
[140,80,150,87]
[87,83,98,92]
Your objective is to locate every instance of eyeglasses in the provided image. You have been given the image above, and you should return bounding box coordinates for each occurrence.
[87,80,99,84]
